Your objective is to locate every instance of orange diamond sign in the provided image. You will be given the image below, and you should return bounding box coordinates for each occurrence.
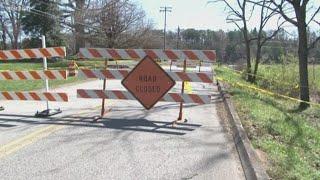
[122,55,175,109]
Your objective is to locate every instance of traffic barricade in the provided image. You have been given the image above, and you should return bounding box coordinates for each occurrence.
[77,48,216,122]
[0,45,69,116]
[79,48,216,62]
[0,47,65,60]
[0,70,69,115]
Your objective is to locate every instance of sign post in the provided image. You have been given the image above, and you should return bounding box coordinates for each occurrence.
[122,55,175,109]
[42,35,49,111]
[35,35,62,117]
[177,59,187,122]
[100,59,109,118]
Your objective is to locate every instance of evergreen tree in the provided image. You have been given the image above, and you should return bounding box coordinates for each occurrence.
[22,0,64,47]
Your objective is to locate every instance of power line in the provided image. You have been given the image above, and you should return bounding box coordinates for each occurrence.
[2,1,100,32]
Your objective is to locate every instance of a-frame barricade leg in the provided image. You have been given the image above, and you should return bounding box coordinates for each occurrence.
[198,60,202,72]
[96,59,109,121]
[173,59,187,126]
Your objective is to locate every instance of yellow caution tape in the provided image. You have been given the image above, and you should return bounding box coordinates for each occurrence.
[216,77,320,108]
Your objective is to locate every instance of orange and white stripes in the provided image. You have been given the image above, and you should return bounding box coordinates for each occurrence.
[0,70,67,80]
[0,47,66,60]
[0,92,68,102]
[166,71,213,83]
[77,89,211,104]
[79,48,216,62]
[78,69,129,80]
[77,69,213,83]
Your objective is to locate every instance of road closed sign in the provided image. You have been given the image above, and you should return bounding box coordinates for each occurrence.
[122,55,175,109]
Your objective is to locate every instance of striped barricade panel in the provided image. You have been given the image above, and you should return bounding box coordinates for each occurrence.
[77,89,211,104]
[78,69,129,80]
[77,69,213,83]
[166,71,213,83]
[0,92,69,102]
[79,48,216,62]
[0,70,67,80]
[0,47,66,60]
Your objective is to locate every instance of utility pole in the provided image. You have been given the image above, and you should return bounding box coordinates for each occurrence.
[177,26,180,49]
[160,6,172,50]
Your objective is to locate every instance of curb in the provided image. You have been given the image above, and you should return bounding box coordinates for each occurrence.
[217,81,270,180]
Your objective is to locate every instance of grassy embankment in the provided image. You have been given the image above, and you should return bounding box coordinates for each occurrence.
[215,64,320,180]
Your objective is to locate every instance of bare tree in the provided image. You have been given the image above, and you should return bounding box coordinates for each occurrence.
[87,0,150,48]
[250,0,284,82]
[0,0,27,49]
[253,0,320,109]
[0,13,8,49]
[212,0,254,81]
[212,0,283,82]
[61,0,89,52]
[59,0,150,49]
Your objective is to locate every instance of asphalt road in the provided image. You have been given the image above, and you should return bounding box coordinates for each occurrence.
[0,66,245,180]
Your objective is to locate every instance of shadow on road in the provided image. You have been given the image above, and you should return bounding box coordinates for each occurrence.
[0,113,202,135]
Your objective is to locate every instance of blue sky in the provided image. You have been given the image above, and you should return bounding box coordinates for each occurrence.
[136,0,320,32]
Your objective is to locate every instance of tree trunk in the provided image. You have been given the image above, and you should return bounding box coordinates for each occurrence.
[11,20,19,49]
[297,22,310,109]
[12,34,18,49]
[1,33,7,49]
[75,0,86,53]
[243,24,252,82]
[253,44,262,82]
[0,17,7,49]
[1,25,7,49]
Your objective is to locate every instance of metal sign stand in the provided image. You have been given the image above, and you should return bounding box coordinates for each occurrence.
[35,35,62,117]
[100,59,108,117]
[174,59,187,125]
[199,60,202,72]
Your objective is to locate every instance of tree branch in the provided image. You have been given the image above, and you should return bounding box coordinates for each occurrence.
[307,6,320,25]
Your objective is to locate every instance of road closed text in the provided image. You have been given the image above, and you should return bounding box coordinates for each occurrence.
[136,75,161,93]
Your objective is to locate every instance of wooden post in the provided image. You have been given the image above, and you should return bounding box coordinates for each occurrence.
[177,59,187,121]
[100,59,108,117]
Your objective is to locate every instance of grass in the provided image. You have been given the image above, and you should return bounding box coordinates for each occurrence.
[0,59,171,92]
[0,59,137,91]
[0,61,78,91]
[0,60,88,91]
[0,78,79,91]
[215,65,320,180]
[256,64,320,98]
